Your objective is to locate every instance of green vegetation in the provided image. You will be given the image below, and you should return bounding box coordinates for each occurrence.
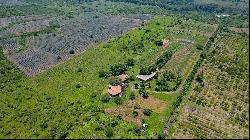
[0,0,248,139]
[168,27,249,139]
[155,71,182,92]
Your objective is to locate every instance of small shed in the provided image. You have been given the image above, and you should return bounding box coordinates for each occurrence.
[119,74,128,82]
[136,72,156,82]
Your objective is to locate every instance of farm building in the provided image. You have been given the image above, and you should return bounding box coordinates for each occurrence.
[108,85,122,97]
[119,74,128,82]
[136,72,156,82]
[108,74,129,97]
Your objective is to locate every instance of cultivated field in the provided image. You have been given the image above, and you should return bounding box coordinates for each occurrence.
[170,30,249,139]
[0,0,248,139]
[0,12,152,76]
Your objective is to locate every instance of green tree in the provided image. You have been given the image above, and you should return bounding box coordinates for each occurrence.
[132,111,139,118]
[109,76,121,86]
[129,92,136,100]
[126,58,135,67]
[114,96,123,105]
[143,109,152,116]
[99,70,110,78]
[105,128,113,138]
[101,94,110,103]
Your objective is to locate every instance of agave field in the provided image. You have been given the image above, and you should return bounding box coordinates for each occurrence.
[0,11,152,76]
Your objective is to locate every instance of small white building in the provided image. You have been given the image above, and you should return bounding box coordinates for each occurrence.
[136,72,156,82]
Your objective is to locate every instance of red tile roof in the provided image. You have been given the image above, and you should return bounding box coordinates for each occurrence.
[108,85,122,96]
[119,74,128,82]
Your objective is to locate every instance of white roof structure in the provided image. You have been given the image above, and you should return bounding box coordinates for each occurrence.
[136,72,156,82]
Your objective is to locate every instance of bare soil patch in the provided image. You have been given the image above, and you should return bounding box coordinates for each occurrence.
[105,96,167,126]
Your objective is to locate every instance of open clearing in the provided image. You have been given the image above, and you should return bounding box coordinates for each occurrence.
[105,96,167,125]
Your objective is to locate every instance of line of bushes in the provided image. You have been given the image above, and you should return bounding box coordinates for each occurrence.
[99,58,135,78]
[139,44,179,75]
[164,26,220,138]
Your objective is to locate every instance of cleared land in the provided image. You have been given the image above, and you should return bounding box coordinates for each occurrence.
[0,12,152,76]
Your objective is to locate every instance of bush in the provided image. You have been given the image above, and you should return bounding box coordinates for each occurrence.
[75,84,82,88]
[90,92,98,98]
[105,128,113,138]
[132,111,139,118]
[98,70,110,78]
[134,104,140,109]
[143,109,152,116]
[134,83,139,89]
[101,94,110,103]
[126,58,135,67]
[110,119,118,127]
[155,40,163,46]
[110,64,127,76]
[157,132,166,139]
[114,96,123,105]
[139,88,148,98]
[109,76,121,86]
[196,44,204,50]
[77,68,83,72]
[57,56,62,60]
[129,92,135,100]
[69,49,75,54]
[196,73,204,82]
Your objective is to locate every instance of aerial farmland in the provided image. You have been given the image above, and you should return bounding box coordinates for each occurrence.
[0,0,249,139]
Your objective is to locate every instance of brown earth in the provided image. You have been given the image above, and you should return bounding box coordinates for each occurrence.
[105,96,167,125]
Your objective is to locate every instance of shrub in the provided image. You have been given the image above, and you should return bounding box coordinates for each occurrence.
[196,44,204,50]
[75,84,82,88]
[90,92,98,98]
[142,91,149,98]
[134,83,139,89]
[110,119,118,127]
[105,128,113,138]
[139,88,148,98]
[129,92,135,100]
[69,49,75,54]
[77,68,83,72]
[114,96,123,105]
[132,111,139,118]
[57,56,62,60]
[134,104,140,109]
[157,132,166,139]
[126,58,135,67]
[101,94,110,103]
[196,73,204,82]
[129,75,135,81]
[110,64,127,76]
[98,70,110,78]
[143,109,152,116]
[155,40,163,46]
[109,76,121,86]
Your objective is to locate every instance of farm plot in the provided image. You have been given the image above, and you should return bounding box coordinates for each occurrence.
[174,19,216,33]
[160,44,199,77]
[171,31,249,139]
[0,0,25,6]
[146,21,215,92]
[0,38,21,54]
[105,96,167,126]
[0,15,51,30]
[0,16,55,38]
[1,12,152,76]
